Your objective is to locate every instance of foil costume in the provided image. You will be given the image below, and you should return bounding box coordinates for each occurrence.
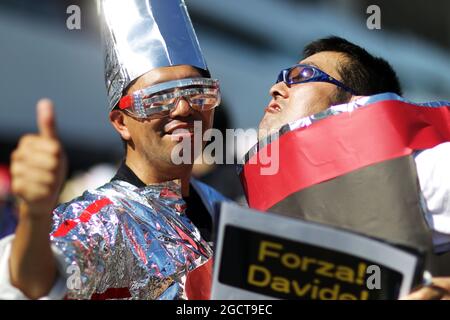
[50,163,225,299]
[0,165,224,300]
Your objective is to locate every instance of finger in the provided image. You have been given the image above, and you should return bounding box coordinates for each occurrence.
[17,136,62,157]
[11,149,63,172]
[37,98,58,140]
[401,286,444,300]
[10,161,55,186]
[430,277,450,292]
[429,278,450,299]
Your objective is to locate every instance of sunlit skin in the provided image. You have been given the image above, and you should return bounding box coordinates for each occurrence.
[110,65,214,195]
[259,51,350,139]
[9,65,215,299]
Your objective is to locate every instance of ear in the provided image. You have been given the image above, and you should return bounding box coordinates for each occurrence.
[109,110,132,141]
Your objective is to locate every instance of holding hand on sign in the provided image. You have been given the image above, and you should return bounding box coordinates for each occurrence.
[403,277,450,300]
[9,99,67,299]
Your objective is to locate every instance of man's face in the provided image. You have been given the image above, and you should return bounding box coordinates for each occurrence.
[112,65,214,175]
[259,51,350,139]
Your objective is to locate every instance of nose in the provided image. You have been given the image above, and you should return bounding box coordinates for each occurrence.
[269,81,289,100]
[170,97,193,118]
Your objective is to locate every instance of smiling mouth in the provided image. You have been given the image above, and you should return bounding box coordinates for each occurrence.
[166,126,195,135]
[164,122,196,143]
[165,121,195,135]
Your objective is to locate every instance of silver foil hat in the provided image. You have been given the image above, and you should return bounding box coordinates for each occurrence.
[98,0,209,110]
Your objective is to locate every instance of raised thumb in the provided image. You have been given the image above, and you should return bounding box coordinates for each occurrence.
[37,98,58,139]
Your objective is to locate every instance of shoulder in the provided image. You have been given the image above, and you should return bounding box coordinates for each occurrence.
[190,178,229,204]
[414,142,450,165]
[413,142,450,248]
[51,181,125,236]
[414,142,450,197]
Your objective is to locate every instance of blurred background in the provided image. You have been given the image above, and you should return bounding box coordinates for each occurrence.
[0,0,449,238]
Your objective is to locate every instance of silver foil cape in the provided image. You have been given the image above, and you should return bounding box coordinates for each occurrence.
[99,0,209,110]
[50,180,212,299]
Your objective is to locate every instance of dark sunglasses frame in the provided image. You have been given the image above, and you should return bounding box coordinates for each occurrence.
[277,64,357,95]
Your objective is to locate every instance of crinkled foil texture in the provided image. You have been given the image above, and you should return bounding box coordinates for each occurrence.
[50,180,212,299]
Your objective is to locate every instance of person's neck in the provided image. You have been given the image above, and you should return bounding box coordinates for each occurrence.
[125,155,192,197]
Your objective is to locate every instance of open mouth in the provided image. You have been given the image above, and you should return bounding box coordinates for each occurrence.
[265,102,282,114]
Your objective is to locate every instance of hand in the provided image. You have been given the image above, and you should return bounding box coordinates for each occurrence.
[10,99,67,219]
[401,277,450,300]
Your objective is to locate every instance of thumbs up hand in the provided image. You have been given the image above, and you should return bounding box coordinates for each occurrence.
[11,99,67,218]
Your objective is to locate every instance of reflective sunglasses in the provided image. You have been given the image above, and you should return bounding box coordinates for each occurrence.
[276,64,356,94]
[118,78,221,119]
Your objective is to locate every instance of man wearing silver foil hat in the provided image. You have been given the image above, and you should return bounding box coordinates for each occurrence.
[0,0,225,299]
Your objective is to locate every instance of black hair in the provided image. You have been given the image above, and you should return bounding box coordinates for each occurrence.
[303,36,402,99]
